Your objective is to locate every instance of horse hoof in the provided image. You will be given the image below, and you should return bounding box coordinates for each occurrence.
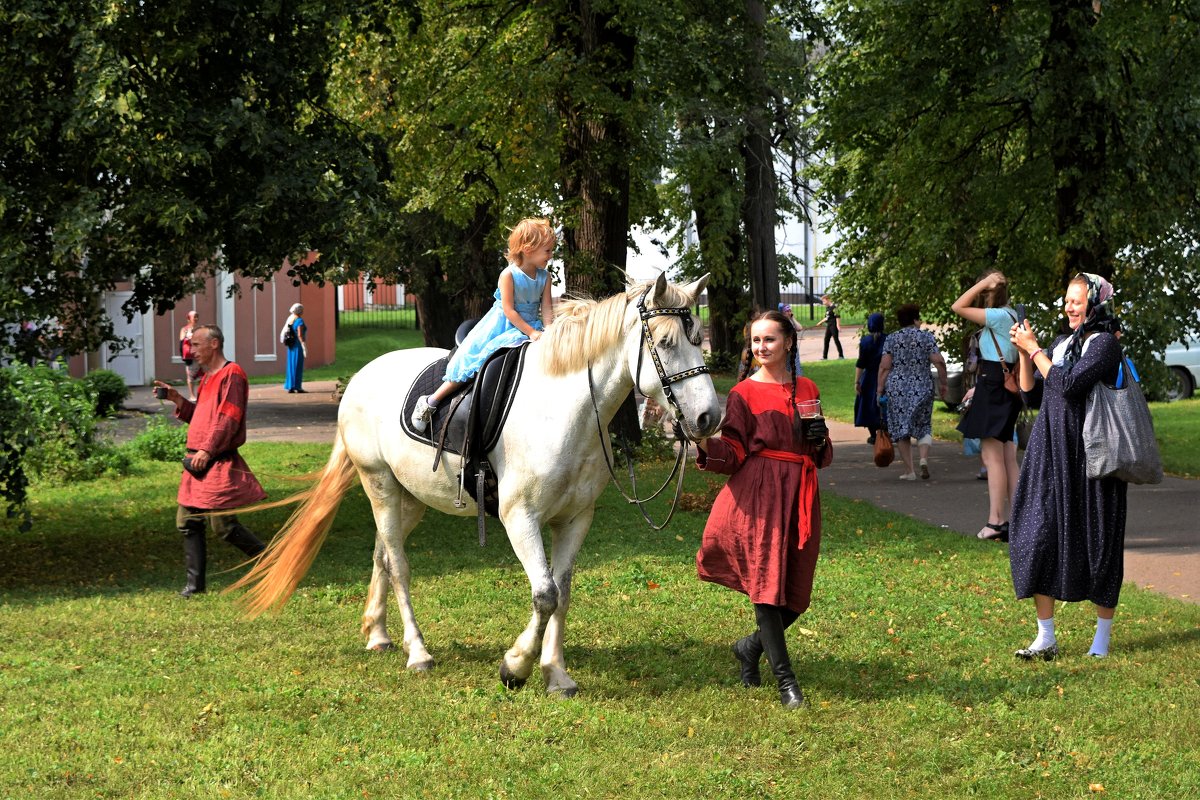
[548,685,579,699]
[407,657,435,672]
[366,641,397,653]
[499,664,527,690]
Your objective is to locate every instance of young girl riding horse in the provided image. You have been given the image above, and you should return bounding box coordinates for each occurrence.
[411,218,555,432]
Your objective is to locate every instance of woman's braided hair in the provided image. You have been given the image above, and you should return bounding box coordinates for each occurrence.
[737,310,803,441]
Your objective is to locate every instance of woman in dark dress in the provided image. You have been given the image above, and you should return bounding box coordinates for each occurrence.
[853,313,886,444]
[1008,273,1125,660]
[695,310,833,709]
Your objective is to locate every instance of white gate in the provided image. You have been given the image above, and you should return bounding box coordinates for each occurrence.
[101,291,145,385]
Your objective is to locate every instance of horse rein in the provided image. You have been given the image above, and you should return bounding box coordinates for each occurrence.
[586,288,711,530]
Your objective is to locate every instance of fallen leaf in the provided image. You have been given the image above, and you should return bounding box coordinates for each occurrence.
[1089,783,1106,793]
[687,727,695,738]
[646,581,660,590]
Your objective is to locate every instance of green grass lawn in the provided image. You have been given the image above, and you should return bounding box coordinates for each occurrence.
[2,445,1199,798]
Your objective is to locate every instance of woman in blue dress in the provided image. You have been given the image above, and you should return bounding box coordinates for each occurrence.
[411,218,555,432]
[283,303,307,393]
[877,304,947,480]
[853,312,886,444]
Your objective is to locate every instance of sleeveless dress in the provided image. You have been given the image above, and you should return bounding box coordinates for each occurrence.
[444,265,549,382]
[881,326,941,440]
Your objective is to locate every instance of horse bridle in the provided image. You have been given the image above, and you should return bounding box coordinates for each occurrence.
[586,287,711,530]
[632,287,710,435]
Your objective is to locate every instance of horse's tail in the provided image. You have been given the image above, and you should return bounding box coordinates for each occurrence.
[226,435,359,617]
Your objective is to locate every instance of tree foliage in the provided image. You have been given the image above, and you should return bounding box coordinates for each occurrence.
[814,0,1200,370]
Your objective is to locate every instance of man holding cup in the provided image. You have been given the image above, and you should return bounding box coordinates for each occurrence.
[153,324,266,598]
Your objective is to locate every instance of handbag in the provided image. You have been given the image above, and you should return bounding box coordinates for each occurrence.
[987,328,1020,396]
[1083,354,1163,484]
[873,429,895,468]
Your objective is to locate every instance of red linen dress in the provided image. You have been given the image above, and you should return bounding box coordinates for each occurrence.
[696,378,832,613]
[175,361,267,510]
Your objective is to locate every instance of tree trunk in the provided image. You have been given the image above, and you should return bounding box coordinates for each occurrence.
[412,253,460,349]
[740,0,780,313]
[556,0,640,440]
[556,0,635,301]
[1047,0,1113,287]
[462,199,500,321]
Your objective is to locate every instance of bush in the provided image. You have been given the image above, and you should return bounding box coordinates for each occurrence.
[127,416,188,462]
[4,364,133,485]
[83,369,130,415]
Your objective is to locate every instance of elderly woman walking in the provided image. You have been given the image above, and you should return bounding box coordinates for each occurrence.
[877,304,947,480]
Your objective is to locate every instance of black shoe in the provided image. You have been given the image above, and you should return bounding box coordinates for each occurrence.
[180,531,207,597]
[731,635,763,687]
[866,435,876,445]
[294,388,307,393]
[778,682,806,709]
[222,522,266,557]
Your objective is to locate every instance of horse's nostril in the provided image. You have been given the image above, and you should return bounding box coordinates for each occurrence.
[696,411,713,434]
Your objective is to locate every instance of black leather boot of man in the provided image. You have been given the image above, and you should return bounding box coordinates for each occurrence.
[755,604,806,709]
[180,530,207,598]
[221,520,266,557]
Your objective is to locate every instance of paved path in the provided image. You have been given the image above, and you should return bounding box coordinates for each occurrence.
[113,323,1198,605]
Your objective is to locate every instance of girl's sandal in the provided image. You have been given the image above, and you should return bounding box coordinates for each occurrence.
[977,522,1009,542]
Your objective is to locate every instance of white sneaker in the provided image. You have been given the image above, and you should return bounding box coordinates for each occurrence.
[411,395,435,432]
[898,472,917,481]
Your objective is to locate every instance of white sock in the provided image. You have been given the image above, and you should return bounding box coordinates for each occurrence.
[425,397,438,409]
[1089,617,1113,657]
[1029,617,1056,650]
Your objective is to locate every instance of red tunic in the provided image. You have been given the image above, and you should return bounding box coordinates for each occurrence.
[695,378,833,612]
[175,361,267,510]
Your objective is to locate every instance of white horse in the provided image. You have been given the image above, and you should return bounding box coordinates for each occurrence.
[231,274,719,697]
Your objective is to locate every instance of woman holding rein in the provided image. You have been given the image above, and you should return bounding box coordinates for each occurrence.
[694,309,833,709]
[1008,273,1126,659]
[951,271,1022,541]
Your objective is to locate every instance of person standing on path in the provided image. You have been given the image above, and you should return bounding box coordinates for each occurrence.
[695,309,833,709]
[282,303,308,393]
[854,312,887,445]
[1007,273,1126,659]
[821,295,843,359]
[154,325,267,598]
[951,271,1023,541]
[178,310,201,401]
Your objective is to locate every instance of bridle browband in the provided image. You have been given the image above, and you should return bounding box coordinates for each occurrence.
[586,286,711,530]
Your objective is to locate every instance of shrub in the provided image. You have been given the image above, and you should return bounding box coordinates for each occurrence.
[127,416,188,462]
[83,369,130,415]
[4,364,133,485]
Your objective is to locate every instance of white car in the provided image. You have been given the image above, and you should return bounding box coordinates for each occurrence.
[1165,335,1200,401]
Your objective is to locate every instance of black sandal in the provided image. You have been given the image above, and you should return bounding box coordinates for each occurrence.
[976,522,1008,542]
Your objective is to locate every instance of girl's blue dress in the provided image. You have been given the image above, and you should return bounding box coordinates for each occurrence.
[444,265,548,382]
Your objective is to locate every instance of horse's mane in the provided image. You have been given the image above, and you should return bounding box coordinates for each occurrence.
[540,279,696,376]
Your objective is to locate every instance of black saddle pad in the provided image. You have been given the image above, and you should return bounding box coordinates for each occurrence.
[401,343,530,457]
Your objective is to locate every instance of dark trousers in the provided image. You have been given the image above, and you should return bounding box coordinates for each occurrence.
[823,327,843,358]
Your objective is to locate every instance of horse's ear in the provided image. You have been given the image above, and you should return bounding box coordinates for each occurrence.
[650,272,669,305]
[679,273,709,304]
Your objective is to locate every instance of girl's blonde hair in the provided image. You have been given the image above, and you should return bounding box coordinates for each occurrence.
[506,218,556,266]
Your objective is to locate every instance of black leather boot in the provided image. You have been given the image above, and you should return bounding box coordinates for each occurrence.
[180,531,207,598]
[731,634,763,687]
[755,604,806,709]
[222,522,266,557]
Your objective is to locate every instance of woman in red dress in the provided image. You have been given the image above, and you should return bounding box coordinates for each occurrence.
[695,309,833,709]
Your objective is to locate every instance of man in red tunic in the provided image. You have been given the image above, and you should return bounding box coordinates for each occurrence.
[154,324,267,598]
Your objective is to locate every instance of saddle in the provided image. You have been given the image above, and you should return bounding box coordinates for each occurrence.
[401,340,530,529]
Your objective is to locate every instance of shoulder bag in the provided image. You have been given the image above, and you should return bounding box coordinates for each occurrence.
[1083,353,1163,484]
[987,327,1020,396]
